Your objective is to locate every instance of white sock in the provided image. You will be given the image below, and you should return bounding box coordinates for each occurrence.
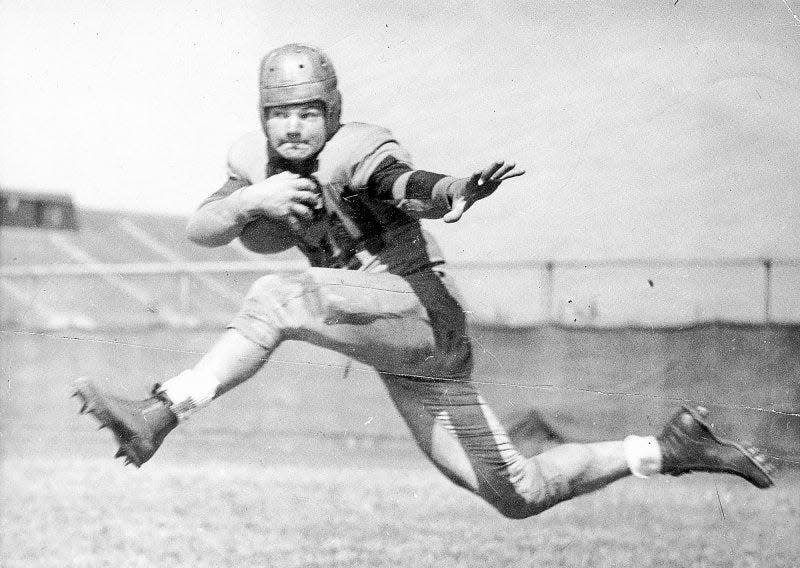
[623,435,663,478]
[156,369,220,421]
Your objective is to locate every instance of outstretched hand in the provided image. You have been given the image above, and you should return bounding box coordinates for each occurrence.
[442,161,525,223]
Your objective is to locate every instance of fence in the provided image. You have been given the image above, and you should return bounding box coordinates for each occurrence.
[3,259,799,461]
[2,257,800,329]
[447,257,800,326]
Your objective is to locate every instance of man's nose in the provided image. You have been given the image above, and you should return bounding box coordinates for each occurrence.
[286,114,301,134]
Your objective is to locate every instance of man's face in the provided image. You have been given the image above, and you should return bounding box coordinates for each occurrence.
[265,102,327,162]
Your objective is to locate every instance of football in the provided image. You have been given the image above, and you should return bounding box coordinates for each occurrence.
[239,215,297,254]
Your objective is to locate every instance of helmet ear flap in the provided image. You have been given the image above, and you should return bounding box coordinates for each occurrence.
[324,89,342,138]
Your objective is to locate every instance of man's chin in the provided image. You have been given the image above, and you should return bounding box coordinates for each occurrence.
[276,146,315,162]
[278,150,311,162]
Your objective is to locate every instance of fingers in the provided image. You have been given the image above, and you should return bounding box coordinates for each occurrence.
[476,162,502,186]
[499,168,525,181]
[477,161,525,186]
[288,202,313,221]
[491,162,525,181]
[247,174,317,197]
[291,190,321,207]
[290,177,318,192]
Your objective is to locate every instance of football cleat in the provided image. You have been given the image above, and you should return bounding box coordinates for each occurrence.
[658,406,776,488]
[72,378,178,468]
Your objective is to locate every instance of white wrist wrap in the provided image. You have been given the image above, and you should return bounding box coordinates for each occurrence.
[156,369,220,421]
[623,435,663,478]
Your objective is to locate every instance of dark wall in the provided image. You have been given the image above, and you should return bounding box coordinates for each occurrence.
[3,323,798,464]
[471,323,800,464]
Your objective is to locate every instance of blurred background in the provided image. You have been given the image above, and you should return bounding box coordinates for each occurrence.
[1,2,799,566]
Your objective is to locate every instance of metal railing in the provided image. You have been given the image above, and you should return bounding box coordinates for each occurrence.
[2,257,799,327]
[447,257,800,324]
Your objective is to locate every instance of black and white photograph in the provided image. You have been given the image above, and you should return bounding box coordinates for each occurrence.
[1,1,799,566]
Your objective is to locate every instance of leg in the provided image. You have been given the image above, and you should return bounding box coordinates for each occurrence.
[73,266,776,492]
[193,329,271,397]
[381,375,629,518]
[73,268,439,465]
[381,375,775,519]
[158,268,439,412]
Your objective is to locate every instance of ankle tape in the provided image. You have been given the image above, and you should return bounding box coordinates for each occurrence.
[623,435,663,478]
[156,369,220,421]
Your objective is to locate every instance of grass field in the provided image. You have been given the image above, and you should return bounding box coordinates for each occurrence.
[2,329,799,566]
[2,430,799,568]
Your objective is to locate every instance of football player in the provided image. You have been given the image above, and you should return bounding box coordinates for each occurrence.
[74,44,774,519]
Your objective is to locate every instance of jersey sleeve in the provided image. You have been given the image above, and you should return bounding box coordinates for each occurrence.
[186,132,291,250]
[197,177,249,208]
[331,123,454,219]
[350,139,414,189]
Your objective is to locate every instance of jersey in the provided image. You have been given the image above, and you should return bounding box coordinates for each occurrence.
[219,122,449,276]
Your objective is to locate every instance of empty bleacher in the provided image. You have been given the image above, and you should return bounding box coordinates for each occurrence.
[1,208,304,330]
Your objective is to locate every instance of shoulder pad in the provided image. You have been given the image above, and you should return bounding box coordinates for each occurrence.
[315,122,400,185]
[227,131,267,183]
[330,122,395,148]
[322,123,396,162]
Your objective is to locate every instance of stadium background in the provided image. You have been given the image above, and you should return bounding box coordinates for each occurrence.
[2,205,799,567]
[2,1,800,566]
[2,207,799,463]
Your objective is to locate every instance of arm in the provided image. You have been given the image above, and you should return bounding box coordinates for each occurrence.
[186,172,320,250]
[366,156,524,222]
[186,178,252,247]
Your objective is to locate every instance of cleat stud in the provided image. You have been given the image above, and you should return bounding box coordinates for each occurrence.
[115,449,125,459]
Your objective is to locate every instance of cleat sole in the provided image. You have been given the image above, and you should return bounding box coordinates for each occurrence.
[72,378,141,469]
[71,377,175,469]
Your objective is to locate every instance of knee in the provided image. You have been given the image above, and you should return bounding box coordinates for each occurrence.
[246,273,291,297]
[241,274,285,318]
[437,469,539,519]
[486,494,541,520]
[422,345,473,382]
[234,271,318,342]
[242,272,314,313]
[478,457,569,520]
[475,478,542,520]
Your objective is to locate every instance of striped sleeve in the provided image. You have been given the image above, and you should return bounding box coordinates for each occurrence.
[365,156,456,219]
